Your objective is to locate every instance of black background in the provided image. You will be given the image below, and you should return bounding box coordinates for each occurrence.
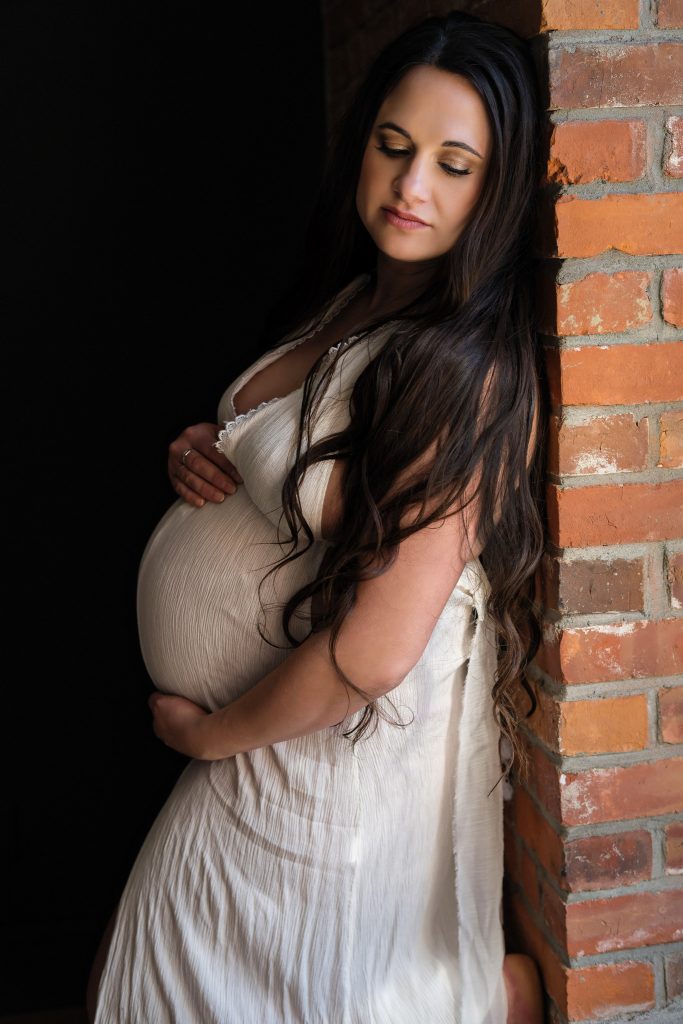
[3,1,326,1013]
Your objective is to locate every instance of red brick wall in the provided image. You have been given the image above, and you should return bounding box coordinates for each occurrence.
[322,2,683,1021]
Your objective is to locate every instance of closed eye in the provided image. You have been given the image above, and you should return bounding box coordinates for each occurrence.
[374,142,471,177]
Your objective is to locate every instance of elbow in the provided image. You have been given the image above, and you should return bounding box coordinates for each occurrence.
[348,661,412,701]
[374,658,416,696]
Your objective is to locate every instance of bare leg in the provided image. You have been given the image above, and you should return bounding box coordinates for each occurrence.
[85,904,119,1024]
[503,952,544,1024]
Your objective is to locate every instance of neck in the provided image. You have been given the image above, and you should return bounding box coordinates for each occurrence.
[365,252,439,315]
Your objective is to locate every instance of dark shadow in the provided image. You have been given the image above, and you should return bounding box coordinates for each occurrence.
[2,0,325,1013]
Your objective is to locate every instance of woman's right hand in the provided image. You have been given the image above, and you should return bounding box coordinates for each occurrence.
[168,422,244,508]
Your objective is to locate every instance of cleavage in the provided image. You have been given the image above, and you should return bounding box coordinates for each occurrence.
[232,330,340,418]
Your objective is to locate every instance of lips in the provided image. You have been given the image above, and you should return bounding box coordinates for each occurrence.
[382,205,429,225]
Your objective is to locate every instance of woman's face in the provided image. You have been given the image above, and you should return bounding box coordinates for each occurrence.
[356,65,492,264]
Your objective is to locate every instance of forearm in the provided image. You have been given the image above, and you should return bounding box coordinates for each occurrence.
[200,626,401,761]
[197,514,464,762]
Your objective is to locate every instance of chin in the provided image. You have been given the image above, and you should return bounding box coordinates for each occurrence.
[378,240,438,263]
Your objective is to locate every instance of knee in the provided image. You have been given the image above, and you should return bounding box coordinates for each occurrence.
[503,953,544,1024]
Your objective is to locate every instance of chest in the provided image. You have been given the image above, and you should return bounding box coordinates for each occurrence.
[233,304,373,417]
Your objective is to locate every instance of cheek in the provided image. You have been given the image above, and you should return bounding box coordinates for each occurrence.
[441,179,484,232]
[356,153,379,212]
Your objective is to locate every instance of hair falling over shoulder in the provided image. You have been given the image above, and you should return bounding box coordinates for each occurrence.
[254,10,549,790]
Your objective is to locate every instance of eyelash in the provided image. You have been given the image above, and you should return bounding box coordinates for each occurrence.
[374,142,471,177]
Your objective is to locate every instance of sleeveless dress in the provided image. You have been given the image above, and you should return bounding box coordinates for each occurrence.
[93,273,511,1024]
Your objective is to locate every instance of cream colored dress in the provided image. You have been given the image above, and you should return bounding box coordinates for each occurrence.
[94,274,510,1024]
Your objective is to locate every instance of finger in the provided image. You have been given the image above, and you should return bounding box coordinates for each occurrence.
[196,426,244,484]
[170,475,207,508]
[194,439,245,486]
[175,462,237,503]
[174,450,239,498]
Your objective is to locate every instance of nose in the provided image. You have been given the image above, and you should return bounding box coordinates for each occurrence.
[392,154,430,206]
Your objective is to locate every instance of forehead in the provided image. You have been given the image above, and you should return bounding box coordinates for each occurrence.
[376,65,491,157]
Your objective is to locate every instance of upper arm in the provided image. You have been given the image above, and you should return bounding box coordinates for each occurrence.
[335,502,470,693]
[319,367,541,694]
[322,435,473,693]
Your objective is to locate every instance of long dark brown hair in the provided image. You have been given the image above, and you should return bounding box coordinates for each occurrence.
[254,9,548,788]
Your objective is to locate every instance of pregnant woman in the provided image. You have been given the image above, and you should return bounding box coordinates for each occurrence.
[88,10,546,1023]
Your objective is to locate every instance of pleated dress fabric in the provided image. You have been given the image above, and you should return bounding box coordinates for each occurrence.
[93,273,510,1024]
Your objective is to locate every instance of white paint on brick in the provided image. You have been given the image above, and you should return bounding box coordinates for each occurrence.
[586,621,639,635]
[574,450,619,474]
[665,116,683,172]
[562,775,599,819]
[635,295,651,320]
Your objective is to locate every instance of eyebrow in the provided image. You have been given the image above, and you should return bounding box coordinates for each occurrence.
[376,120,483,159]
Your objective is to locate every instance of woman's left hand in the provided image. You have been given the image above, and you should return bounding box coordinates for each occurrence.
[148,692,213,759]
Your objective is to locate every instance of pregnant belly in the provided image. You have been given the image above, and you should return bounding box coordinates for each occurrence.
[136,490,322,710]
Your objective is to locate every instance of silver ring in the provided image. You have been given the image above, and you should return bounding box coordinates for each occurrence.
[180,447,194,467]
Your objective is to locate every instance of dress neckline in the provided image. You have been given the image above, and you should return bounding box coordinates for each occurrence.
[224,273,372,434]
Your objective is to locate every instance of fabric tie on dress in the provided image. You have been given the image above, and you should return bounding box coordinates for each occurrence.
[453,560,509,1024]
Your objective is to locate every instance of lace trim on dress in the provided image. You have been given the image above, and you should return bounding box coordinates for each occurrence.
[215,277,370,445]
[215,339,356,445]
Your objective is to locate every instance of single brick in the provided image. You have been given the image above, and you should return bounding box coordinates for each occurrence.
[559,693,649,754]
[540,553,561,610]
[545,341,683,405]
[665,820,683,873]
[662,267,683,326]
[567,888,683,955]
[527,684,649,755]
[663,115,683,177]
[565,830,652,891]
[521,843,542,913]
[660,685,683,743]
[668,549,683,608]
[567,961,655,1020]
[665,951,683,1000]
[659,410,683,468]
[538,270,652,335]
[553,193,683,258]
[557,618,683,683]
[549,44,683,109]
[527,736,564,824]
[547,480,683,547]
[526,680,561,749]
[541,874,566,947]
[511,784,565,885]
[547,120,647,185]
[658,0,683,29]
[548,413,649,475]
[541,553,645,615]
[558,757,683,825]
[535,626,565,693]
[542,0,639,29]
